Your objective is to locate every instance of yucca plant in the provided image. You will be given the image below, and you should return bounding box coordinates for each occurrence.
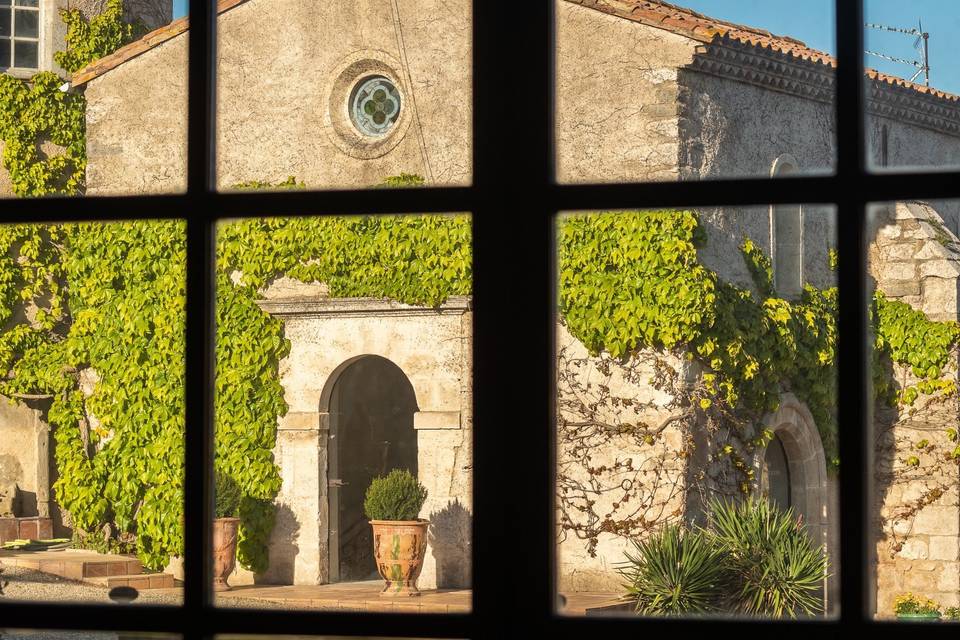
[617,524,729,616]
[707,497,828,618]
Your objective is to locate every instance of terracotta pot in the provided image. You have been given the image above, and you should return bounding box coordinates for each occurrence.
[212,517,241,592]
[370,519,429,597]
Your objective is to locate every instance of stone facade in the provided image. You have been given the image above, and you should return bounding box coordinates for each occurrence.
[25,0,960,612]
[249,283,473,588]
[78,0,471,194]
[869,202,960,614]
[0,398,53,522]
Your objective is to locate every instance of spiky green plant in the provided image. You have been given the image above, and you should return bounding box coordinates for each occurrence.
[707,497,828,618]
[363,469,428,521]
[617,524,729,616]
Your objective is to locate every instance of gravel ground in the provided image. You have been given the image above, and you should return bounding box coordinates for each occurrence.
[0,565,324,639]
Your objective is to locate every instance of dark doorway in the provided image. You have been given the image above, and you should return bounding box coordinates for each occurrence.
[762,432,791,512]
[327,355,419,582]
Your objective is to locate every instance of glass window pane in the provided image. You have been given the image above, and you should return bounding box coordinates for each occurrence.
[216,0,472,191]
[556,0,836,182]
[864,2,960,176]
[0,42,9,69]
[868,200,960,622]
[211,211,472,613]
[12,38,34,68]
[0,11,10,38]
[556,205,838,618]
[13,8,37,38]
[0,221,185,607]
[13,0,38,7]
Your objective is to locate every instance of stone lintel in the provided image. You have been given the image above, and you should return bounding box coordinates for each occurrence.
[414,411,461,430]
[257,296,472,318]
[279,411,326,431]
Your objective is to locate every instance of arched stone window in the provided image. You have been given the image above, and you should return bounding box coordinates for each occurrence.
[880,124,889,168]
[753,393,828,549]
[770,155,803,299]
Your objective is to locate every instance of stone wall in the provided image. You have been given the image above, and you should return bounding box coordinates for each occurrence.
[556,1,696,184]
[869,201,960,614]
[83,0,471,194]
[555,324,692,592]
[0,398,52,520]
[251,282,472,588]
[678,69,835,181]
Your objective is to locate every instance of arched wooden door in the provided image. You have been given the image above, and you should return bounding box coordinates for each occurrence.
[327,355,419,582]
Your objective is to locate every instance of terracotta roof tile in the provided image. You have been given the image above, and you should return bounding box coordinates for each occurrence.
[567,0,960,103]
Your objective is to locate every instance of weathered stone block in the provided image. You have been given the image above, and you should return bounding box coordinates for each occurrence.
[937,562,960,592]
[899,538,928,560]
[928,536,960,562]
[920,261,960,279]
[878,261,918,281]
[914,507,960,536]
[414,411,461,430]
[881,280,922,297]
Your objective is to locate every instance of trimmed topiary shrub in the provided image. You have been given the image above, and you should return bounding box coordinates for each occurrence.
[364,469,428,521]
[215,470,242,519]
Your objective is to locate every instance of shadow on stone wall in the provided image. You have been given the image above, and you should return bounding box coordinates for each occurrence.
[256,503,300,585]
[428,498,471,589]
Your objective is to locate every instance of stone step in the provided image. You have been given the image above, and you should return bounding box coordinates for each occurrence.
[85,572,175,590]
[0,549,143,581]
[0,517,53,543]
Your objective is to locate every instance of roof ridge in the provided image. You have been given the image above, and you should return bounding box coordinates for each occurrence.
[72,0,250,87]
[566,0,960,103]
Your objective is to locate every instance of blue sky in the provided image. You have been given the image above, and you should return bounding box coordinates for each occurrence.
[171,1,960,94]
[679,1,960,94]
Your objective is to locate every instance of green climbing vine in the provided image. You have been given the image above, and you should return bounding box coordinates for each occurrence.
[557,209,960,554]
[559,211,839,473]
[0,175,470,572]
[0,0,143,196]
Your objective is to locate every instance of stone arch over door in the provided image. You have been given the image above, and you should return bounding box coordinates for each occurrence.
[255,294,472,588]
[319,354,419,583]
[753,393,828,549]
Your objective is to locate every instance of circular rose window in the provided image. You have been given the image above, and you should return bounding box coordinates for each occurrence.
[350,76,402,137]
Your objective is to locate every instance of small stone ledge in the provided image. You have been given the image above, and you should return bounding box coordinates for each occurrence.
[278,411,323,431]
[257,296,472,318]
[414,411,461,430]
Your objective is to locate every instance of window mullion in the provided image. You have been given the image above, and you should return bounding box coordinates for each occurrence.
[183,0,217,628]
[834,0,870,627]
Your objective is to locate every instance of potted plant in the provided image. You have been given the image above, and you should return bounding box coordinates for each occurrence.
[364,468,429,597]
[213,470,242,592]
[893,593,942,621]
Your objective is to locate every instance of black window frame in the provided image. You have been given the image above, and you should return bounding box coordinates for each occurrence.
[1,0,958,637]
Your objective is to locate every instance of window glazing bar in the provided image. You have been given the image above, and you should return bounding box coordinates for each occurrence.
[834,0,870,626]
[183,0,217,624]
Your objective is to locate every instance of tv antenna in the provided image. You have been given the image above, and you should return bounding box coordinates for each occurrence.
[865,20,930,86]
